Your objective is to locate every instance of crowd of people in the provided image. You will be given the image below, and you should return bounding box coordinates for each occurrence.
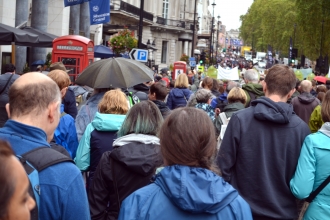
[0,60,330,220]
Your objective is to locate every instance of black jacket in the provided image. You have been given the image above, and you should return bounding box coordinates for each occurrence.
[63,88,78,119]
[151,100,171,119]
[88,135,162,220]
[218,97,310,219]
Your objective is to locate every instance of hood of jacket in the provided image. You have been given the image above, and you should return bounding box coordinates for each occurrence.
[298,92,317,104]
[110,134,161,176]
[155,165,239,214]
[91,112,125,131]
[133,83,150,93]
[152,100,171,113]
[242,83,264,96]
[172,88,191,99]
[223,102,245,112]
[211,90,221,97]
[319,122,330,138]
[251,97,295,124]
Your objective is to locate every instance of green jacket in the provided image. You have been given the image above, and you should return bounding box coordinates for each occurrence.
[214,102,245,135]
[309,105,324,133]
[290,123,330,220]
[242,83,264,107]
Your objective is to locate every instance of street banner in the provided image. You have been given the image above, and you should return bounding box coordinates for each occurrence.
[217,66,239,81]
[64,0,90,7]
[267,45,273,69]
[289,37,293,62]
[293,68,313,79]
[89,0,110,25]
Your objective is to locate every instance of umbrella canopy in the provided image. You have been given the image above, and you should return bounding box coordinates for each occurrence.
[31,60,45,66]
[75,57,154,89]
[94,45,116,58]
[20,26,58,47]
[314,76,327,84]
[0,23,39,45]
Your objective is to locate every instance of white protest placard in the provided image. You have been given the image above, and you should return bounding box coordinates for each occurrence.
[217,66,239,81]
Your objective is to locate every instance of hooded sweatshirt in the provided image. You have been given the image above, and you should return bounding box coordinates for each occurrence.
[242,83,264,107]
[167,88,192,110]
[89,134,163,220]
[291,92,320,124]
[151,100,171,119]
[218,97,310,219]
[118,165,252,220]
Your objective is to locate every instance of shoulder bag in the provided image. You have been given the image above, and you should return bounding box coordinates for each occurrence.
[0,74,14,95]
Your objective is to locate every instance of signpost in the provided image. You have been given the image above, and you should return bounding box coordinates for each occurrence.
[129,48,148,62]
[189,57,196,67]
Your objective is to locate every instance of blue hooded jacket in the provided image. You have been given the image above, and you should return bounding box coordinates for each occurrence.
[54,104,79,159]
[167,88,192,110]
[0,120,90,220]
[118,165,252,220]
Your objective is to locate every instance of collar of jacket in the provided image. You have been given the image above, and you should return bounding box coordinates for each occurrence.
[113,133,160,147]
[319,122,330,138]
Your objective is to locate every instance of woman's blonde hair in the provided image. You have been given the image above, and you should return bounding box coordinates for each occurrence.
[98,89,128,114]
[227,87,247,104]
[174,74,189,88]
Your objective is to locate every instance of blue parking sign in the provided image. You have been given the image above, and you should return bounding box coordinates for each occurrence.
[129,48,148,62]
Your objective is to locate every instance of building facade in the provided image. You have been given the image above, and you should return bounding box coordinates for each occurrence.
[0,0,213,73]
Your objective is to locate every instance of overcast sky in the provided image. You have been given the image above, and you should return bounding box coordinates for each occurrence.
[209,0,254,30]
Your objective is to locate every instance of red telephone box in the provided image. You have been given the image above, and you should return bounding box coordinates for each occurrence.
[172,61,187,80]
[52,35,94,82]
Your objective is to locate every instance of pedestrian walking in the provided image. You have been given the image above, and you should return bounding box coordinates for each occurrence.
[75,89,128,191]
[118,107,252,220]
[0,140,36,220]
[291,90,330,220]
[166,73,192,109]
[218,65,310,219]
[88,101,163,220]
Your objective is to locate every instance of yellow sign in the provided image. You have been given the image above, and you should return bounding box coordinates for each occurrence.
[198,65,204,73]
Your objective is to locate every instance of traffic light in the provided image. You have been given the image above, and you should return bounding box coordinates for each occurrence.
[200,60,203,64]
[200,52,206,65]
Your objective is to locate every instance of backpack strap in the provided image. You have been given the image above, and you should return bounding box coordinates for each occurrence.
[20,146,73,172]
[0,74,14,95]
[17,146,74,220]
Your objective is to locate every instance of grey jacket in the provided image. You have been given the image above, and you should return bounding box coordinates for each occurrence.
[0,73,19,127]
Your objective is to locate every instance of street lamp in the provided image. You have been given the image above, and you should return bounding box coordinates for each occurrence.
[146,39,156,67]
[209,1,216,66]
[216,15,221,63]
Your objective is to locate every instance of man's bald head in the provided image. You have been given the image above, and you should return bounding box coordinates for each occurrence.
[300,80,312,93]
[9,72,61,117]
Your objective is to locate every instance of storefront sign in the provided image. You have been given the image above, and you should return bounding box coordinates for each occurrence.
[56,45,83,51]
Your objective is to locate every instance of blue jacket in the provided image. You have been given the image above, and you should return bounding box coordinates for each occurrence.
[76,92,106,141]
[166,88,192,110]
[118,165,252,220]
[0,120,90,220]
[218,97,310,219]
[290,123,330,220]
[54,104,79,159]
[75,112,125,188]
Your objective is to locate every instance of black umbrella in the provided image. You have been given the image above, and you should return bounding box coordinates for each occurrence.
[75,57,154,89]
[0,23,39,45]
[20,26,58,47]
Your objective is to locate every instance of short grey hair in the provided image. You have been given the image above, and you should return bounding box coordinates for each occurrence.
[244,69,259,83]
[195,89,213,103]
[226,81,240,93]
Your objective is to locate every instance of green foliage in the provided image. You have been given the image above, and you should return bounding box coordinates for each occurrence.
[23,63,30,73]
[180,53,189,63]
[239,0,330,60]
[45,52,52,67]
[108,29,138,55]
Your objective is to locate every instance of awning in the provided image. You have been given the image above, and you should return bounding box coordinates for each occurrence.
[94,45,116,58]
[0,23,39,45]
[20,26,58,47]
